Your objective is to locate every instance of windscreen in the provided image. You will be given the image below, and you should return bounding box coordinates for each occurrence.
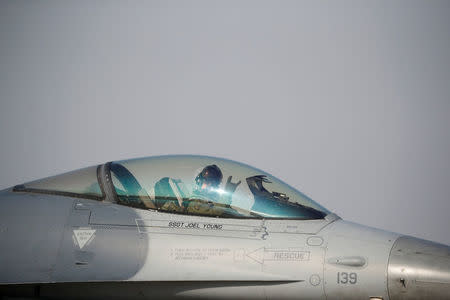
[110,155,330,219]
[17,165,103,200]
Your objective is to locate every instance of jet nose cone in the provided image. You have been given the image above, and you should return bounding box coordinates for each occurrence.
[388,236,450,300]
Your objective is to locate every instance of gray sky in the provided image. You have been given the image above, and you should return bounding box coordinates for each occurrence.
[1,1,449,245]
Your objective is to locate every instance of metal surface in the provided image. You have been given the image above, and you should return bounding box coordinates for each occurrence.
[388,236,450,300]
[0,190,72,284]
[321,220,400,300]
[0,155,449,299]
[0,281,303,300]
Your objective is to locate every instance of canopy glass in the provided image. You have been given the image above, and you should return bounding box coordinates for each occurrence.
[17,155,330,219]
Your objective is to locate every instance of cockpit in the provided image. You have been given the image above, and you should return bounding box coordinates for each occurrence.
[14,155,330,219]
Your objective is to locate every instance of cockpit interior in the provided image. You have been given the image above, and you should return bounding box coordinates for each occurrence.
[14,156,330,219]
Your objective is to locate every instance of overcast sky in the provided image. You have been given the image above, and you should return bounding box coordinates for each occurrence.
[1,1,449,245]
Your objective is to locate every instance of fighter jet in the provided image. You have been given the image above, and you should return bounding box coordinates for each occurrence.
[0,155,449,300]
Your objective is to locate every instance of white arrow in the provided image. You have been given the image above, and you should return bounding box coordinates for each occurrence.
[246,248,310,264]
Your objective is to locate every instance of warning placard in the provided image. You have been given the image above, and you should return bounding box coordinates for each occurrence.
[73,228,96,249]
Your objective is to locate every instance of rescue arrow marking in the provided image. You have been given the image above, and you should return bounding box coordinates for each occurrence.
[246,247,310,265]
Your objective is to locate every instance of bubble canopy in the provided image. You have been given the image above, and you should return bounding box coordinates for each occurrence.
[16,155,331,220]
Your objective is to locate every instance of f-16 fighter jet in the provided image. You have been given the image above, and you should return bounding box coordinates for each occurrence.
[0,155,449,299]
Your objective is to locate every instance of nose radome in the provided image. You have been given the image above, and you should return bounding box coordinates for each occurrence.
[388,236,450,300]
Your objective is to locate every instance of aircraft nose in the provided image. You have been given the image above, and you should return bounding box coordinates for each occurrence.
[388,236,450,300]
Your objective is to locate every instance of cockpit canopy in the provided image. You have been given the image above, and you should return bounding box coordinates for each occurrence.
[15,155,330,219]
